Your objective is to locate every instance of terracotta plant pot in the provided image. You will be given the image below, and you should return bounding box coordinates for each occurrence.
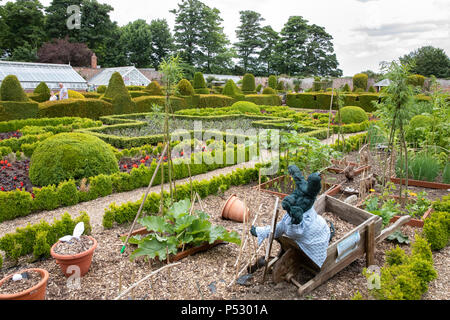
[221,194,250,223]
[50,236,98,277]
[0,268,49,300]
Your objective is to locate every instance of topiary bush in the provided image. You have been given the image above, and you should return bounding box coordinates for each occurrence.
[423,211,450,251]
[256,84,262,93]
[0,101,39,121]
[104,72,130,100]
[112,94,136,115]
[368,86,376,93]
[222,79,245,101]
[342,83,351,92]
[268,75,277,89]
[230,101,260,114]
[406,115,433,144]
[353,73,368,91]
[407,74,426,87]
[0,75,28,102]
[176,79,195,96]
[38,99,113,119]
[336,106,368,124]
[277,80,286,91]
[68,90,85,99]
[31,82,51,102]
[193,72,209,94]
[97,85,107,94]
[145,81,164,96]
[262,87,276,95]
[29,132,119,186]
[242,73,256,94]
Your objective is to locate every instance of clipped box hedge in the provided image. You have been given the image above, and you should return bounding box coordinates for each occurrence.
[192,94,234,108]
[133,95,186,112]
[38,98,113,120]
[0,101,39,121]
[245,94,281,106]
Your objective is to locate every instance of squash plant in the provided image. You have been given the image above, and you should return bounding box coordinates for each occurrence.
[126,199,241,261]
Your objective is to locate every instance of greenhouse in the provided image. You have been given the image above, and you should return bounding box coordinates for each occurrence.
[0,61,87,90]
[88,66,151,87]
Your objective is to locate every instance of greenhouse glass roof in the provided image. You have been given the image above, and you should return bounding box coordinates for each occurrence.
[0,61,87,90]
[89,66,151,86]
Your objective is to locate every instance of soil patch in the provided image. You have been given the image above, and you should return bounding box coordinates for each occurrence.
[0,270,41,295]
[53,236,94,256]
[321,212,356,244]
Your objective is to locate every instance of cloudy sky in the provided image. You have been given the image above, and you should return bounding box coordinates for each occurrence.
[37,0,450,76]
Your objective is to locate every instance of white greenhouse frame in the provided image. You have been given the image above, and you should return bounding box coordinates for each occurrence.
[88,66,151,87]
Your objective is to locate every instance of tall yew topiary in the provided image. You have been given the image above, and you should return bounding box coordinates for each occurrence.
[193,72,206,89]
[0,75,28,101]
[32,82,51,102]
[176,79,195,96]
[104,72,130,100]
[242,73,256,93]
[353,73,368,91]
[268,75,277,89]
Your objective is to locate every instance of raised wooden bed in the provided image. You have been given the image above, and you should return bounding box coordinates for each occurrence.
[120,228,225,262]
[269,195,411,297]
[330,159,372,175]
[390,175,450,190]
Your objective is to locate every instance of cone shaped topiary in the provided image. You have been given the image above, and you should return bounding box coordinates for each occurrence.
[176,79,195,96]
[104,72,130,100]
[29,133,119,187]
[0,75,28,101]
[268,75,277,90]
[193,72,206,89]
[242,73,256,93]
[32,82,51,102]
[145,80,164,96]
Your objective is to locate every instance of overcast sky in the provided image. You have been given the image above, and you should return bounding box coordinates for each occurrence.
[36,0,450,76]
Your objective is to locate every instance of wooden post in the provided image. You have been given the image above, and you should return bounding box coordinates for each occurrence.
[262,197,280,283]
[366,222,375,267]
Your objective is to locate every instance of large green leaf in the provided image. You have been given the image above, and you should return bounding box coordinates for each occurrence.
[210,225,241,245]
[139,216,173,234]
[167,199,191,220]
[174,215,197,233]
[130,235,178,261]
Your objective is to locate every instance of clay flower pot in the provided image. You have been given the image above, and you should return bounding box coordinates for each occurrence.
[0,268,49,300]
[50,236,98,277]
[221,194,250,223]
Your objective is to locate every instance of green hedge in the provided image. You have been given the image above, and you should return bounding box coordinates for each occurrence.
[103,166,260,228]
[0,212,91,261]
[38,98,113,120]
[245,94,281,106]
[81,92,101,99]
[0,101,39,121]
[129,91,151,99]
[133,95,186,112]
[192,94,234,108]
[127,85,145,91]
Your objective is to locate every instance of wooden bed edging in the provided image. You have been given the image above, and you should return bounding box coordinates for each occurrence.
[390,176,450,190]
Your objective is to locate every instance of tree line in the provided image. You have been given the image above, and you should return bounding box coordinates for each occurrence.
[0,0,343,77]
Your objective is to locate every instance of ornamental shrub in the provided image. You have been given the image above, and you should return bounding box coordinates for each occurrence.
[277,80,285,91]
[97,85,107,94]
[193,72,207,89]
[133,95,186,112]
[145,81,164,96]
[38,99,113,119]
[244,94,281,106]
[268,75,277,89]
[31,82,51,102]
[242,73,256,94]
[0,75,28,102]
[29,132,119,186]
[256,84,263,93]
[342,83,351,92]
[112,94,136,115]
[405,115,433,144]
[104,72,130,100]
[336,106,368,124]
[231,101,260,114]
[0,101,39,121]
[68,90,85,99]
[423,211,450,251]
[353,73,368,91]
[262,87,276,95]
[368,86,376,93]
[177,79,195,96]
[407,74,426,87]
[222,80,245,100]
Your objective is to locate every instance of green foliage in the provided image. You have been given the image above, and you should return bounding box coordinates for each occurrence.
[262,87,276,95]
[0,75,28,102]
[222,80,245,100]
[387,231,410,245]
[145,81,164,96]
[112,94,136,115]
[68,90,85,99]
[242,73,256,93]
[57,179,79,207]
[38,98,113,120]
[0,190,33,223]
[194,94,234,108]
[0,212,91,261]
[407,74,426,87]
[104,72,130,100]
[405,115,433,145]
[342,83,351,92]
[365,235,437,300]
[231,101,260,114]
[244,94,281,106]
[268,75,277,89]
[81,92,101,99]
[353,73,368,91]
[128,199,241,261]
[396,153,440,182]
[336,106,368,124]
[368,86,376,93]
[29,132,119,186]
[133,96,186,113]
[33,185,59,211]
[423,211,450,251]
[400,46,450,78]
[256,84,263,93]
[30,82,51,102]
[432,195,450,212]
[193,72,207,89]
[177,79,195,96]
[97,85,107,94]
[0,101,39,121]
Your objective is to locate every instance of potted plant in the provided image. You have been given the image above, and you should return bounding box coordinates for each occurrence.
[0,268,49,300]
[50,222,97,277]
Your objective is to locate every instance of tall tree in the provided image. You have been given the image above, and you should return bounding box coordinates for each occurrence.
[119,20,153,68]
[94,22,128,67]
[259,25,280,76]
[303,24,342,77]
[0,0,46,56]
[171,0,233,73]
[234,10,265,74]
[149,19,174,69]
[400,46,450,78]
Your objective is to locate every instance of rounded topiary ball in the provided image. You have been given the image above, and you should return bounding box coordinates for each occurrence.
[0,75,28,101]
[336,106,368,124]
[231,101,260,114]
[177,79,195,96]
[262,87,276,95]
[29,133,119,187]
